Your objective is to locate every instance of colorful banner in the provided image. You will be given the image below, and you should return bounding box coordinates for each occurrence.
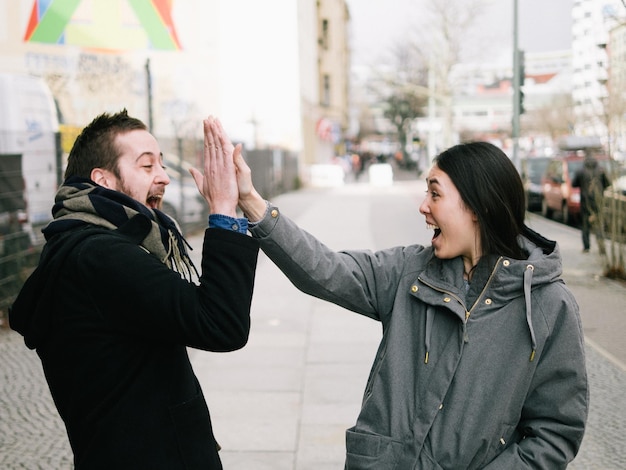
[23,0,181,51]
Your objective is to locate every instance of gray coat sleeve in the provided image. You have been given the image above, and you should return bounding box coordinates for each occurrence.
[248,204,409,321]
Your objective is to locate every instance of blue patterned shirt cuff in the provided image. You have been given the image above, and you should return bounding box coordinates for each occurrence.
[208,214,248,234]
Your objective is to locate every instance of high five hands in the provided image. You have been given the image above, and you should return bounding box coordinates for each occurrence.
[190,116,268,223]
[189,117,241,217]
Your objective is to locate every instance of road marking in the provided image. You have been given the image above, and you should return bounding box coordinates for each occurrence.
[585,336,626,372]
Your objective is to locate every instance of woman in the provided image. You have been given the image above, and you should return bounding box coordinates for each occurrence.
[234,140,588,469]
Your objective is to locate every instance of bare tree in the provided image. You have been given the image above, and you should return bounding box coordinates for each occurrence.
[523,94,575,141]
[361,0,489,154]
[369,42,428,167]
[601,84,626,280]
[410,0,490,148]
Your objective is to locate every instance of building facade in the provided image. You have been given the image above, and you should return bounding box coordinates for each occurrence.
[301,0,351,165]
[608,21,626,159]
[418,49,573,156]
[0,0,351,172]
[571,0,623,138]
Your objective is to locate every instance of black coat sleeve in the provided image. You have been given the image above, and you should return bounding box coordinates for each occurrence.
[73,228,259,351]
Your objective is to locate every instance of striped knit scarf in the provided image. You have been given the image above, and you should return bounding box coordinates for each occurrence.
[43,177,197,281]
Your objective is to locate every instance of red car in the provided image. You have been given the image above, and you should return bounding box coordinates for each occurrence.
[541,153,611,225]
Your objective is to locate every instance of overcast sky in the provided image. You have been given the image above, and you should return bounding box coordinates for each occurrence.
[346,0,573,67]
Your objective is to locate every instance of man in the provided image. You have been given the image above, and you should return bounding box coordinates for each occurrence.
[572,152,610,253]
[9,110,258,469]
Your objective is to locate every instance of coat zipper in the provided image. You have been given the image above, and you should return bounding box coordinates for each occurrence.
[418,256,503,341]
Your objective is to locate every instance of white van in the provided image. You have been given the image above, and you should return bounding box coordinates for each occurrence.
[0,73,60,244]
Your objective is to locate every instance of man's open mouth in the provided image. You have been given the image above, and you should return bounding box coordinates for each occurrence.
[147,194,163,209]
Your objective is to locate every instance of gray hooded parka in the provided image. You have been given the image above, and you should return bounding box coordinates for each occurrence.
[249,204,588,470]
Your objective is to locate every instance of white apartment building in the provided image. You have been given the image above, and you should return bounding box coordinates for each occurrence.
[608,21,626,158]
[571,0,623,137]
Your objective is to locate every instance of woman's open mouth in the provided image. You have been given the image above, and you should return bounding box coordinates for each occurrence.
[427,223,441,241]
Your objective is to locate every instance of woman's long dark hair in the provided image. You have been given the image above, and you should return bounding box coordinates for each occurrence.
[433,142,526,259]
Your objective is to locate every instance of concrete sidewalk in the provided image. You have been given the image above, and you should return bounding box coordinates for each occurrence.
[1,177,625,469]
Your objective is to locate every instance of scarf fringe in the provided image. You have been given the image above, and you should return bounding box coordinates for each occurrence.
[165,229,199,281]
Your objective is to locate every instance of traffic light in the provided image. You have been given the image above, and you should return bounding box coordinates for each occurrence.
[517,49,525,114]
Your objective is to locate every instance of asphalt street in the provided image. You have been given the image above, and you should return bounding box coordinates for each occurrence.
[1,174,625,469]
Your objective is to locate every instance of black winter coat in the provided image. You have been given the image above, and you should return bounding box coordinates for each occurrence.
[10,216,259,469]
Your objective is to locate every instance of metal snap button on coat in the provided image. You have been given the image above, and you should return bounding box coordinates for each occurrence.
[411,285,418,293]
[271,209,279,218]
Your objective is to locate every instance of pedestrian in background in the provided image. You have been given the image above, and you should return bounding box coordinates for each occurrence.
[572,152,611,254]
[9,111,259,469]
[230,133,588,468]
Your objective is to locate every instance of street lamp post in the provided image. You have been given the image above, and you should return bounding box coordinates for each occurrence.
[512,0,521,169]
[145,58,154,133]
[427,60,437,160]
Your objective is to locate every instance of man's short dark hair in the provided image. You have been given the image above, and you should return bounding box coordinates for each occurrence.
[64,109,147,180]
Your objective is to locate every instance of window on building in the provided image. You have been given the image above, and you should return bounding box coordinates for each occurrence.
[320,19,329,49]
[321,74,330,107]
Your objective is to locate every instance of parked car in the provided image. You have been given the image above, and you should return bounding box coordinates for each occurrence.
[520,156,551,212]
[540,153,612,225]
[161,154,207,232]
